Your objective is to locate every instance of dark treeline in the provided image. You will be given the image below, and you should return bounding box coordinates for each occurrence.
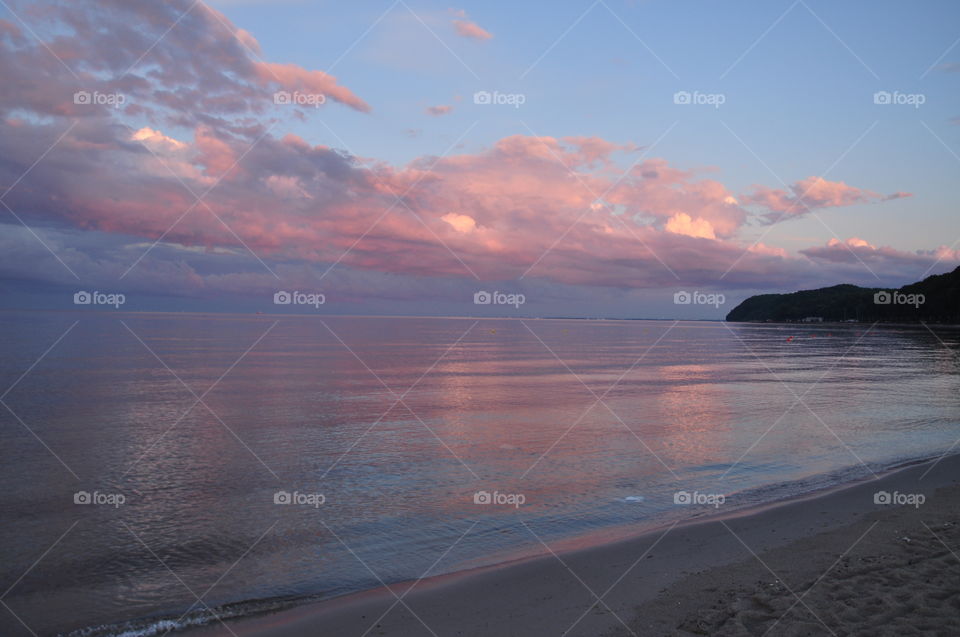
[726,265,960,323]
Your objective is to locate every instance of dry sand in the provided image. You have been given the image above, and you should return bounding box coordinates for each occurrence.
[188,454,960,637]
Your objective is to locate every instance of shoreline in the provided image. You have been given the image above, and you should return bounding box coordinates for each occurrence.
[178,452,960,637]
[10,309,960,329]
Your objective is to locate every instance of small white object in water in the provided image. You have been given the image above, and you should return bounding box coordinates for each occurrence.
[622,496,645,503]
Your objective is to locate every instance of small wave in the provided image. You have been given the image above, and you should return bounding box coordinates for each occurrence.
[64,595,308,637]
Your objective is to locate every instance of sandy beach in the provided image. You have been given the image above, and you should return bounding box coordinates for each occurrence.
[184,453,960,637]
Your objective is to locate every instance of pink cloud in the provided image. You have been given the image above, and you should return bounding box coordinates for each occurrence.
[452,19,493,40]
[801,237,960,270]
[744,176,911,223]
[0,0,369,126]
[0,1,942,303]
[0,120,824,291]
[425,105,454,117]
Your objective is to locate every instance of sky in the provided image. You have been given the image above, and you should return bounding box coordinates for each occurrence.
[0,0,958,319]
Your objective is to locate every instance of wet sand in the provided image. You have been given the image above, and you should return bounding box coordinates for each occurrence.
[188,454,960,637]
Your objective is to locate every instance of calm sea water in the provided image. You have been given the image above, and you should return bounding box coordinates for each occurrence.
[0,312,957,636]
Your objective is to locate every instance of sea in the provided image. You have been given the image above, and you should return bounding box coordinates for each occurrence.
[0,312,957,635]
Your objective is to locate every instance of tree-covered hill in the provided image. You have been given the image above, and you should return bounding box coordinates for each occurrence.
[725,265,960,323]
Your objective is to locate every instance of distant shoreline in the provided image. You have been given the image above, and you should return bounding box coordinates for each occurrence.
[6,308,960,327]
